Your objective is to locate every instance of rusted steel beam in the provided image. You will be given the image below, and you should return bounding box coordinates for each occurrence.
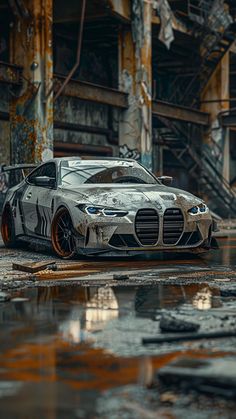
[54,77,209,126]
[106,0,189,33]
[106,0,131,21]
[54,141,113,157]
[221,113,236,127]
[4,69,209,129]
[10,0,53,165]
[153,100,210,126]
[54,120,115,138]
[54,75,128,108]
[0,61,23,86]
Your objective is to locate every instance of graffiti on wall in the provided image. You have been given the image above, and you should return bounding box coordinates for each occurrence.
[0,172,8,194]
[0,172,9,211]
[119,144,141,160]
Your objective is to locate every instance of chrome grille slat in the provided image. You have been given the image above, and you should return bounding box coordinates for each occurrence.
[135,209,159,245]
[163,208,184,244]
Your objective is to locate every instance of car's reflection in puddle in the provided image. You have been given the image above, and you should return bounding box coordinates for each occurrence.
[0,236,236,416]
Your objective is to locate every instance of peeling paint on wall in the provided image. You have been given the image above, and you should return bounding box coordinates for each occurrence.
[10,0,53,165]
[119,0,153,170]
[0,87,10,165]
[0,121,10,164]
[0,171,9,211]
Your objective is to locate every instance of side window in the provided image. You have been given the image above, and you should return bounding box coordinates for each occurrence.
[27,163,56,186]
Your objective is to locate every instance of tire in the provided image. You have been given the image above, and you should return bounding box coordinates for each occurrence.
[1,205,19,248]
[51,208,76,259]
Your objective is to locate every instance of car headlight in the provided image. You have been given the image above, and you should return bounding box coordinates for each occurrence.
[188,203,208,215]
[77,204,128,217]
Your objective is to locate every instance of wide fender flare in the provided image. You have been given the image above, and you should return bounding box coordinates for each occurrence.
[52,201,81,232]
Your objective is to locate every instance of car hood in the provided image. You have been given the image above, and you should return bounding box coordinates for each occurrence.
[63,184,202,210]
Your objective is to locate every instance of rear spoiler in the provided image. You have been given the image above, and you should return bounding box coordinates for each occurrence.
[0,164,37,178]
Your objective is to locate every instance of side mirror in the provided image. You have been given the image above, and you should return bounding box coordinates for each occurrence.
[158,176,173,186]
[34,176,55,188]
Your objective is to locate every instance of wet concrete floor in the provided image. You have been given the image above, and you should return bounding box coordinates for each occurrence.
[0,236,236,417]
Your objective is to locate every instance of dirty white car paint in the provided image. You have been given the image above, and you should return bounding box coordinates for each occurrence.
[1,157,216,259]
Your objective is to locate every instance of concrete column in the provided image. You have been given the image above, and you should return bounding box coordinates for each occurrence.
[201,52,230,182]
[10,0,53,164]
[119,0,152,170]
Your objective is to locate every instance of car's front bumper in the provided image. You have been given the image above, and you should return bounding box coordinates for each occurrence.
[74,205,214,255]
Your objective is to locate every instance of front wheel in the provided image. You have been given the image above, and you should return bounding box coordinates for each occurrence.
[1,205,19,248]
[51,208,76,259]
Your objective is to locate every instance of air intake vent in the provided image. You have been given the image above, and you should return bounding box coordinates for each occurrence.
[135,209,159,246]
[109,234,140,248]
[163,208,184,244]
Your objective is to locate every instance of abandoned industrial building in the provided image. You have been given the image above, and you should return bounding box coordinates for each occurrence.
[2,3,236,416]
[0,0,236,217]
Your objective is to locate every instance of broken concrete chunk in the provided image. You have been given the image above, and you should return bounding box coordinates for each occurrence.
[12,261,56,273]
[158,356,236,399]
[159,313,200,333]
[113,274,129,281]
[220,287,236,297]
[0,291,10,302]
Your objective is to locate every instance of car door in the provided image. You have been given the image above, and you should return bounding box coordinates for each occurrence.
[21,162,57,238]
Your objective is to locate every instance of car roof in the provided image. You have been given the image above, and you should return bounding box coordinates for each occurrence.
[49,156,138,164]
[59,156,136,162]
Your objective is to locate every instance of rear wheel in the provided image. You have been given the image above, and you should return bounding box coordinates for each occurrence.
[1,206,19,248]
[51,208,76,259]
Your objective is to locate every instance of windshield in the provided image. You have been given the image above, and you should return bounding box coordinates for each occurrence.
[60,160,158,186]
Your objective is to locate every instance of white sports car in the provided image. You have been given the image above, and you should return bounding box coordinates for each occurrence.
[1,157,217,258]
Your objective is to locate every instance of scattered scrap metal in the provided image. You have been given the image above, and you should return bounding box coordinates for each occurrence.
[142,329,236,345]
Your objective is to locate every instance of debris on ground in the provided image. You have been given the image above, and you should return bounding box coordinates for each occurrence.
[0,291,10,302]
[35,269,98,280]
[159,313,200,333]
[142,329,236,345]
[158,356,236,399]
[159,391,178,405]
[12,260,57,273]
[113,274,130,281]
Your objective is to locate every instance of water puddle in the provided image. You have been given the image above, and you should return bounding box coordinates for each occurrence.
[0,280,235,416]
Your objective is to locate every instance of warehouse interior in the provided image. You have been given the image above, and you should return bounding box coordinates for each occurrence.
[0,0,236,216]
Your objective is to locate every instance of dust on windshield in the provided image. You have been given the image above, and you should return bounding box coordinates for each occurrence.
[60,160,158,186]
